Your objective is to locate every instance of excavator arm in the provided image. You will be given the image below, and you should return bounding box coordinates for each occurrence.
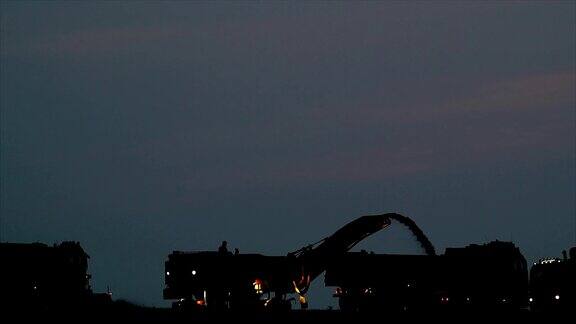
[289,213,435,295]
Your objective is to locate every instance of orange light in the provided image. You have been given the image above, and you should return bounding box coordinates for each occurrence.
[196,300,205,306]
[253,279,263,294]
[292,280,302,294]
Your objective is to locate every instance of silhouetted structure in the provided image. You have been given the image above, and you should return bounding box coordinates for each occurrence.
[529,246,575,312]
[442,241,528,309]
[164,252,296,310]
[325,241,527,312]
[218,241,229,255]
[163,213,436,311]
[1,217,570,318]
[163,213,546,313]
[0,242,91,309]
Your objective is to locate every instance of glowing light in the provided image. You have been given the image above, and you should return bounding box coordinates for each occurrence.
[299,295,307,304]
[196,300,205,306]
[540,258,561,264]
[253,279,263,294]
[191,270,197,275]
[529,298,533,302]
[555,295,560,300]
[293,281,301,294]
[166,271,170,276]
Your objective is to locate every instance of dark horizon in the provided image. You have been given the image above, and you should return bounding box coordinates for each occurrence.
[1,1,574,308]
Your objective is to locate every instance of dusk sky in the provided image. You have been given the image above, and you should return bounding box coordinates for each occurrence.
[1,1,574,308]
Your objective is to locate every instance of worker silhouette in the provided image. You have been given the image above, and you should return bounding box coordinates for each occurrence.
[218,241,229,254]
[234,248,239,255]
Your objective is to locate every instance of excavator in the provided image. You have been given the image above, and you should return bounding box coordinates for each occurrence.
[163,212,435,310]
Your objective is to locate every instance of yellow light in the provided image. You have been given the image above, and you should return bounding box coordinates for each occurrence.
[293,281,301,294]
[299,295,307,304]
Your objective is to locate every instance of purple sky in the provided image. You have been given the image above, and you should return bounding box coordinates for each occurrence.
[1,1,574,308]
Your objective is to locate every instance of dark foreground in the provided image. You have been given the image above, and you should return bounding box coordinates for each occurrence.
[3,303,568,324]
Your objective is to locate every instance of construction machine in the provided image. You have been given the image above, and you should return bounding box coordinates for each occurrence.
[163,213,433,310]
[0,241,93,309]
[325,241,528,312]
[163,212,530,312]
[529,247,575,312]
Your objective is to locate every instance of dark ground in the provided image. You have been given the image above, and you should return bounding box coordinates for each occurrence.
[4,302,567,324]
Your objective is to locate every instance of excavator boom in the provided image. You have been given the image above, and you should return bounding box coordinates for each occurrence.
[289,213,435,294]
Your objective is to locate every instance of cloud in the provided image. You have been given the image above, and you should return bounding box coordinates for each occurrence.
[254,69,575,183]
[442,70,575,114]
